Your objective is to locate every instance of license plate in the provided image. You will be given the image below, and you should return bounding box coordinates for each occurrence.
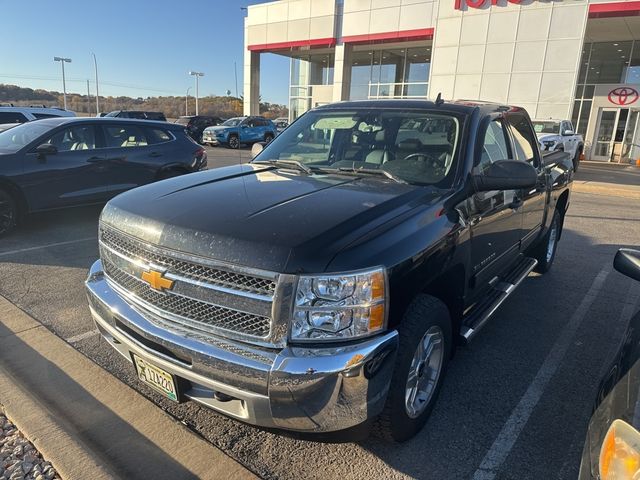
[132,354,178,401]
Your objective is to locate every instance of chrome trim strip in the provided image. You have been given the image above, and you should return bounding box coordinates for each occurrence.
[100,240,274,303]
[104,273,273,342]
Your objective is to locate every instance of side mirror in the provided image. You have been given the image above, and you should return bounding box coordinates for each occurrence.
[614,249,640,282]
[473,160,537,192]
[563,129,574,136]
[36,143,57,158]
[251,142,265,159]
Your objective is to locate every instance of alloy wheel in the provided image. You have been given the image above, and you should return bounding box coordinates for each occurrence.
[405,325,445,419]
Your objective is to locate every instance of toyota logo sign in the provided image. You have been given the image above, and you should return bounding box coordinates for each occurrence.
[608,87,639,106]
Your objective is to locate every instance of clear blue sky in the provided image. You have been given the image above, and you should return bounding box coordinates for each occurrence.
[0,0,290,105]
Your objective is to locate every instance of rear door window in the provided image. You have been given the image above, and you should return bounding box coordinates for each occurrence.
[144,128,173,144]
[103,125,149,148]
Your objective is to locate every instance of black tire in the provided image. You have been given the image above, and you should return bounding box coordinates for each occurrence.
[573,148,582,172]
[264,133,274,143]
[0,188,18,238]
[228,135,240,149]
[533,209,561,274]
[374,294,452,442]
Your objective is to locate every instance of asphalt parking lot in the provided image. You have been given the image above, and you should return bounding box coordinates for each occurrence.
[0,150,639,479]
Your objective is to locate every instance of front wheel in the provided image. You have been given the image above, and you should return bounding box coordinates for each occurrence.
[264,133,274,143]
[374,294,452,442]
[228,135,240,149]
[0,189,18,237]
[533,209,561,274]
[573,148,582,172]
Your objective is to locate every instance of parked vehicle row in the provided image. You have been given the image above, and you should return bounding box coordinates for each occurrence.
[0,106,75,131]
[175,115,222,143]
[85,99,574,443]
[0,117,207,236]
[202,115,277,148]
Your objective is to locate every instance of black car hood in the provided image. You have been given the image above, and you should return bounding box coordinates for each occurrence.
[101,164,443,273]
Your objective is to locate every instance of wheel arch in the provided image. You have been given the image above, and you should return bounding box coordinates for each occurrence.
[0,177,29,217]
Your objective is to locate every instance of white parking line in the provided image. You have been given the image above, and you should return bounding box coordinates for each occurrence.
[472,267,611,480]
[66,329,99,344]
[0,237,96,258]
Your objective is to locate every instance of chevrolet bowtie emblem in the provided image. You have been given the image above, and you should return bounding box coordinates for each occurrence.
[141,269,174,292]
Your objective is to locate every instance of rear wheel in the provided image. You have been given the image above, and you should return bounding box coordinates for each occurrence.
[533,209,561,274]
[0,189,18,237]
[374,294,451,442]
[228,135,240,149]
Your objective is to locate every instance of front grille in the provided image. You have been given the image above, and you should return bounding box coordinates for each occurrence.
[103,260,271,337]
[99,226,276,340]
[101,228,276,297]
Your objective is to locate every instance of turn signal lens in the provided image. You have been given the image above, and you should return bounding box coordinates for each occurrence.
[600,419,640,480]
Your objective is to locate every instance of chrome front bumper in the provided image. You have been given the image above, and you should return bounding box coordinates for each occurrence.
[85,260,398,432]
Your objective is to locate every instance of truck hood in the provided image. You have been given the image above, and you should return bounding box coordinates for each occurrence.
[101,164,442,273]
[204,126,233,133]
[536,132,559,141]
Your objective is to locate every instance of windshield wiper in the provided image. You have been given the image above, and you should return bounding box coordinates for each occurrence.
[254,159,312,174]
[337,167,407,184]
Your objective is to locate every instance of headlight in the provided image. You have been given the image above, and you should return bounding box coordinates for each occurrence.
[291,267,387,342]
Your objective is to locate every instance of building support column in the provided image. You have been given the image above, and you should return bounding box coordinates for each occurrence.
[243,23,260,116]
[332,43,352,102]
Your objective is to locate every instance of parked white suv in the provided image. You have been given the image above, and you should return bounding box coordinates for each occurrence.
[532,119,584,171]
[0,106,75,128]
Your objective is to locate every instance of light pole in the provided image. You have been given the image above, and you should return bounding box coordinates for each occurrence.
[185,87,191,116]
[188,71,204,115]
[54,56,72,110]
[91,52,100,114]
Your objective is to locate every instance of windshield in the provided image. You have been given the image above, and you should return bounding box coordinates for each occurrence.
[254,109,462,187]
[175,117,191,125]
[0,121,50,154]
[532,121,560,135]
[104,111,119,117]
[222,118,243,127]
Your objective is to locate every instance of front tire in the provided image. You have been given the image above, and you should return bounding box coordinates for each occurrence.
[264,133,274,143]
[0,188,18,237]
[374,295,452,442]
[533,209,561,274]
[573,148,582,172]
[228,135,240,149]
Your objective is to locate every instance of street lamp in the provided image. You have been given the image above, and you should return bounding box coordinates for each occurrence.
[54,56,72,110]
[188,71,204,115]
[91,52,100,115]
[185,87,191,116]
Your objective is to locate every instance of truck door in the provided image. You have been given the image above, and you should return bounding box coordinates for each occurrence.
[469,117,524,289]
[506,112,547,250]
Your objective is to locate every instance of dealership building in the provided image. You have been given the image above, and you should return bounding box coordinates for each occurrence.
[243,0,640,162]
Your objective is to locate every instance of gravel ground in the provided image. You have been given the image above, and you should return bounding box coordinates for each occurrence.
[0,412,60,480]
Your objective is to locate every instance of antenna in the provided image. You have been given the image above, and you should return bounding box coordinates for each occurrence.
[435,92,444,106]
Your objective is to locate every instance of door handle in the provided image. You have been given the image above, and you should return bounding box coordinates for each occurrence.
[149,152,162,158]
[87,156,103,163]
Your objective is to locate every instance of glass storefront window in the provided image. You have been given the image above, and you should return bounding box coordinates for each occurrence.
[350,45,431,100]
[626,42,640,84]
[586,41,633,84]
[290,54,334,87]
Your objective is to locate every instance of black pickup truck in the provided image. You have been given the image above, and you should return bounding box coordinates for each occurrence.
[85,100,572,441]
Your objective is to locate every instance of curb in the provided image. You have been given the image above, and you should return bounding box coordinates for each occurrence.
[0,295,257,480]
[573,182,640,200]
